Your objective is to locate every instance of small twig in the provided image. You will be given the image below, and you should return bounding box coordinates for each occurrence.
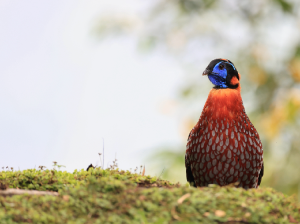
[0,189,59,197]
[171,206,180,220]
[177,193,191,204]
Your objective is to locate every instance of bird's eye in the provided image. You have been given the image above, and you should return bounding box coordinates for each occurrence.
[219,64,225,69]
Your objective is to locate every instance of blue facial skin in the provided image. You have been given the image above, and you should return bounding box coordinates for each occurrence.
[208,61,236,88]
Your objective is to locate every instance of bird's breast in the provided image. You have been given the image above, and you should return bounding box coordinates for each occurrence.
[186,88,263,188]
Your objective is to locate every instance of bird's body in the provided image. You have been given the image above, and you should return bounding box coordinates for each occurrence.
[185,59,264,189]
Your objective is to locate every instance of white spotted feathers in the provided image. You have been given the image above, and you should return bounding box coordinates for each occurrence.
[185,86,264,189]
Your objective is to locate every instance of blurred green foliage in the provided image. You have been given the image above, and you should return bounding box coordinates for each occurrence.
[0,168,299,223]
[93,0,300,196]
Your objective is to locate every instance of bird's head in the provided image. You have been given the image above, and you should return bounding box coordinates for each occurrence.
[203,58,240,89]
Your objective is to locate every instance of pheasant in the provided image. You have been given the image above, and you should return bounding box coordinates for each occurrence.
[185,59,264,189]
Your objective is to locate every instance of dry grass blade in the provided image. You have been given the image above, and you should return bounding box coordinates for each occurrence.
[177,193,191,204]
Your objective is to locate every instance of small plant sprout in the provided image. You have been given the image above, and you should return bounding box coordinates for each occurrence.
[139,165,143,175]
[142,166,145,176]
[105,153,119,170]
[38,166,46,171]
[102,138,104,170]
[111,159,118,170]
[138,165,145,176]
[98,153,103,168]
[96,138,105,169]
[57,164,66,170]
[52,162,65,171]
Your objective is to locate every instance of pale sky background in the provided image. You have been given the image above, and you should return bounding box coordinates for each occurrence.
[2,0,295,176]
[0,0,188,173]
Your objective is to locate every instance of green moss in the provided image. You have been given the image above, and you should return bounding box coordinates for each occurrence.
[0,168,299,223]
[0,168,178,192]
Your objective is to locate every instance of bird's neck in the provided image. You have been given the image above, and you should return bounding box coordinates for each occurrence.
[202,87,244,121]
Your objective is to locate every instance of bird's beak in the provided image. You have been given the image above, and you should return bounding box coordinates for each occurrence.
[202,68,211,76]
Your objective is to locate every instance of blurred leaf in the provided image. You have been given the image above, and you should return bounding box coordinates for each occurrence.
[275,0,293,12]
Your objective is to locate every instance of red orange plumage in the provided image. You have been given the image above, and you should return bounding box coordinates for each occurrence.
[185,59,264,189]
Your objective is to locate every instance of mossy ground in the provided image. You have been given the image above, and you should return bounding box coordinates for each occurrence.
[0,167,299,224]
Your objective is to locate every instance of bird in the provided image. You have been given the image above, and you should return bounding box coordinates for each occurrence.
[185,58,264,189]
